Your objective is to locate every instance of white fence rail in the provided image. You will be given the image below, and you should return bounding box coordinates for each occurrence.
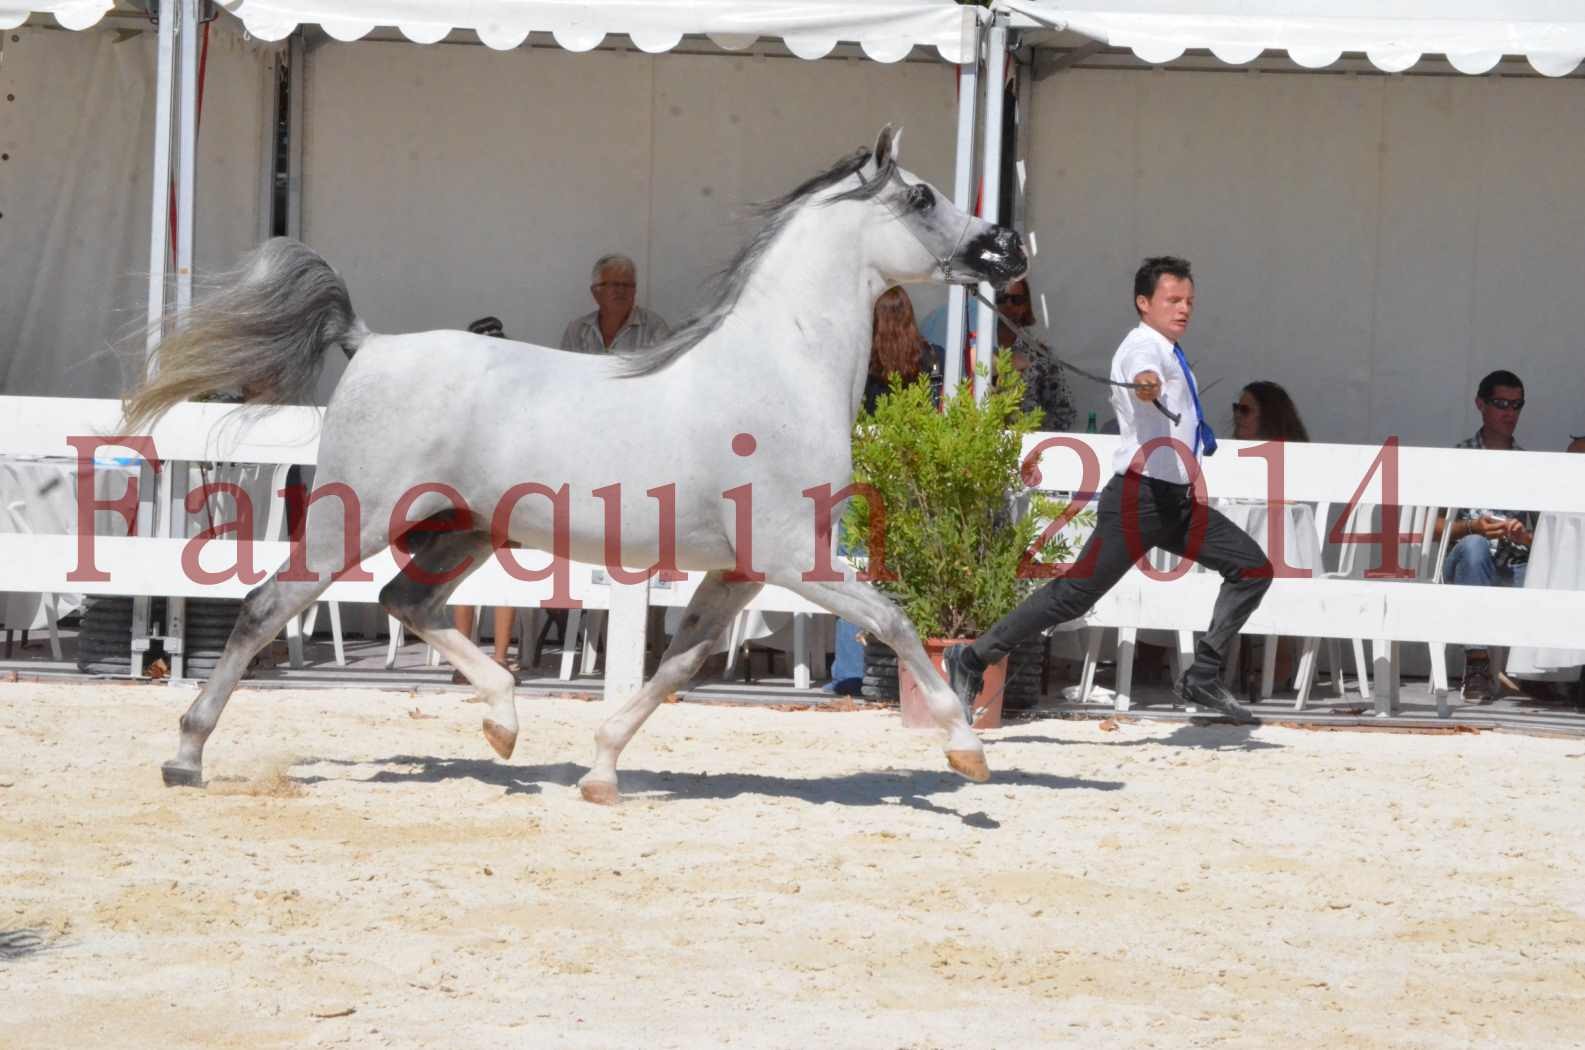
[3,396,1582,711]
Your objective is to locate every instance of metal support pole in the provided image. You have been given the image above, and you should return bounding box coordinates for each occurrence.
[144,0,175,365]
[133,0,178,673]
[286,33,305,240]
[175,0,197,316]
[973,16,1009,403]
[162,0,202,677]
[942,20,981,399]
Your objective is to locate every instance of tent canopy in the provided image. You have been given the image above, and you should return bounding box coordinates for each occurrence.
[1,1,982,63]
[1000,1,1585,76]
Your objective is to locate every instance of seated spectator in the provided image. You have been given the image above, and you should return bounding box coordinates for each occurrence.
[996,279,1074,431]
[1438,369,1537,702]
[827,289,943,696]
[1223,380,1311,690]
[1231,380,1310,442]
[863,286,943,413]
[451,315,523,681]
[1225,382,1312,525]
[559,254,671,354]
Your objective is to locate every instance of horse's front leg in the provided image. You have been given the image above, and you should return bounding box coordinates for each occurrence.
[767,571,989,782]
[579,571,761,804]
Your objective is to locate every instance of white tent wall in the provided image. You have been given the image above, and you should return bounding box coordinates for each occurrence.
[299,39,958,403]
[1022,66,1585,450]
[0,22,272,397]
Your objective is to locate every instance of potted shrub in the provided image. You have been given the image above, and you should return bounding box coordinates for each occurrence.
[844,355,1086,729]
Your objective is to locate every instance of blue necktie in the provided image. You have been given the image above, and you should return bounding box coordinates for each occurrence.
[1172,343,1217,458]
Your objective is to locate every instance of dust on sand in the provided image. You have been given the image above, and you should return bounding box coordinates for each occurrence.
[2,680,1583,1049]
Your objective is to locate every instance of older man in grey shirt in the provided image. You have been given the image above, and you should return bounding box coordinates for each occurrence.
[559,253,672,354]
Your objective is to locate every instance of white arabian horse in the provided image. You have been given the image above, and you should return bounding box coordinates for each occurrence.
[123,126,1027,803]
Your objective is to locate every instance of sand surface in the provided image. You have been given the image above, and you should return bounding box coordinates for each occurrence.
[2,679,1583,1049]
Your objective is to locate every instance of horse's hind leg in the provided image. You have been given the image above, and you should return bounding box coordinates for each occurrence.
[163,489,394,786]
[376,529,517,757]
[768,572,989,782]
[163,570,337,787]
[579,571,761,804]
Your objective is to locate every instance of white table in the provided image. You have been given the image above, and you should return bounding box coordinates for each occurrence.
[1506,511,1585,680]
[1136,500,1322,692]
[0,455,140,633]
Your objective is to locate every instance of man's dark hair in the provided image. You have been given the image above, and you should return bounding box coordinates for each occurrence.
[1133,256,1193,311]
[1477,369,1523,400]
[467,315,505,338]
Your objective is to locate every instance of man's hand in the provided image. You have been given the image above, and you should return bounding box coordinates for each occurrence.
[1468,515,1508,540]
[1131,370,1162,403]
[1501,517,1533,546]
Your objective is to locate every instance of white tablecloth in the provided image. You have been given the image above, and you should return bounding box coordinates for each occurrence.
[0,456,279,631]
[1506,511,1585,678]
[1132,500,1320,649]
[1212,500,1323,576]
[0,456,140,630]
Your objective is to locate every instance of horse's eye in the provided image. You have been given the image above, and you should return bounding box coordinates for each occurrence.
[907,184,935,211]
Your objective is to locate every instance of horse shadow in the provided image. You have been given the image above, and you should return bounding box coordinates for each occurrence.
[293,755,1125,829]
[0,929,54,962]
[994,720,1284,753]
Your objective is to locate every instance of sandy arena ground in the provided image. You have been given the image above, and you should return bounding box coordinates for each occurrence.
[2,679,1583,1049]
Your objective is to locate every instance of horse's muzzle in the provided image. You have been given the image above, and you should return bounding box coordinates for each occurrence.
[957,226,1027,289]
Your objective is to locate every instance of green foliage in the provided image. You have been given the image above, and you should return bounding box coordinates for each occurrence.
[844,354,1086,639]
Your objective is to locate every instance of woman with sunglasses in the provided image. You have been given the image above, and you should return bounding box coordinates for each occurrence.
[1230,380,1310,443]
[1224,381,1311,693]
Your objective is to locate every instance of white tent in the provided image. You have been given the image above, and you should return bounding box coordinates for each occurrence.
[1000,1,1585,76]
[4,0,978,60]
[10,0,1584,442]
[992,1,1585,449]
[2,0,996,397]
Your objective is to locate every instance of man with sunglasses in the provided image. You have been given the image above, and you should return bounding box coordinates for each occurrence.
[997,279,1076,432]
[559,253,672,355]
[1438,369,1537,702]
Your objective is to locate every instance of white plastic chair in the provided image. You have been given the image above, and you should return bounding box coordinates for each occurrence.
[1293,500,1376,710]
[3,500,63,661]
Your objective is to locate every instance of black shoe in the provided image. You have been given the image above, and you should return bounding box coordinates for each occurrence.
[1176,672,1257,724]
[943,645,984,724]
[1461,658,1492,703]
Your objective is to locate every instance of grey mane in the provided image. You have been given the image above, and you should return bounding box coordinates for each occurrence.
[612,146,898,379]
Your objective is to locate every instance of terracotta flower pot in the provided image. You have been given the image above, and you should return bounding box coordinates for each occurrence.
[899,637,1004,730]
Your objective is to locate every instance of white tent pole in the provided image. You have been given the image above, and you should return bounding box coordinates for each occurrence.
[175,0,198,316]
[942,18,981,398]
[134,0,179,671]
[286,33,304,240]
[145,0,176,366]
[973,14,1009,402]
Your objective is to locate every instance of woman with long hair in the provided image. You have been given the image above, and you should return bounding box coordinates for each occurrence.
[828,289,944,696]
[1232,380,1310,442]
[864,287,943,413]
[1228,379,1310,695]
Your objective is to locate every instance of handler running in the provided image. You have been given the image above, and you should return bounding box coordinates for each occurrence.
[946,256,1271,722]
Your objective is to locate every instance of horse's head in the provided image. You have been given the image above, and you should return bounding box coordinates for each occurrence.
[847,125,1026,291]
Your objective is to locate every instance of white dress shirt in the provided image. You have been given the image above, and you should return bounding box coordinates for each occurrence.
[1107,321,1204,484]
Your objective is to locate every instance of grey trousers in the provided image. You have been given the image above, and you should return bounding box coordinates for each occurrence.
[970,471,1273,680]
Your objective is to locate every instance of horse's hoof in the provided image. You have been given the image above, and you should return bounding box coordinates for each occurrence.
[482,719,517,760]
[161,760,203,788]
[946,749,991,783]
[579,778,620,806]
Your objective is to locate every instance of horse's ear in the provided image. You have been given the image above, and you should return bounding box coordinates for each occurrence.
[873,124,903,170]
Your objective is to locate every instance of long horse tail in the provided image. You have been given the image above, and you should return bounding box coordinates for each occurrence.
[121,237,369,432]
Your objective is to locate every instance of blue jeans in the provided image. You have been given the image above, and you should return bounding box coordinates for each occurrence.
[1444,534,1527,654]
[825,522,865,692]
